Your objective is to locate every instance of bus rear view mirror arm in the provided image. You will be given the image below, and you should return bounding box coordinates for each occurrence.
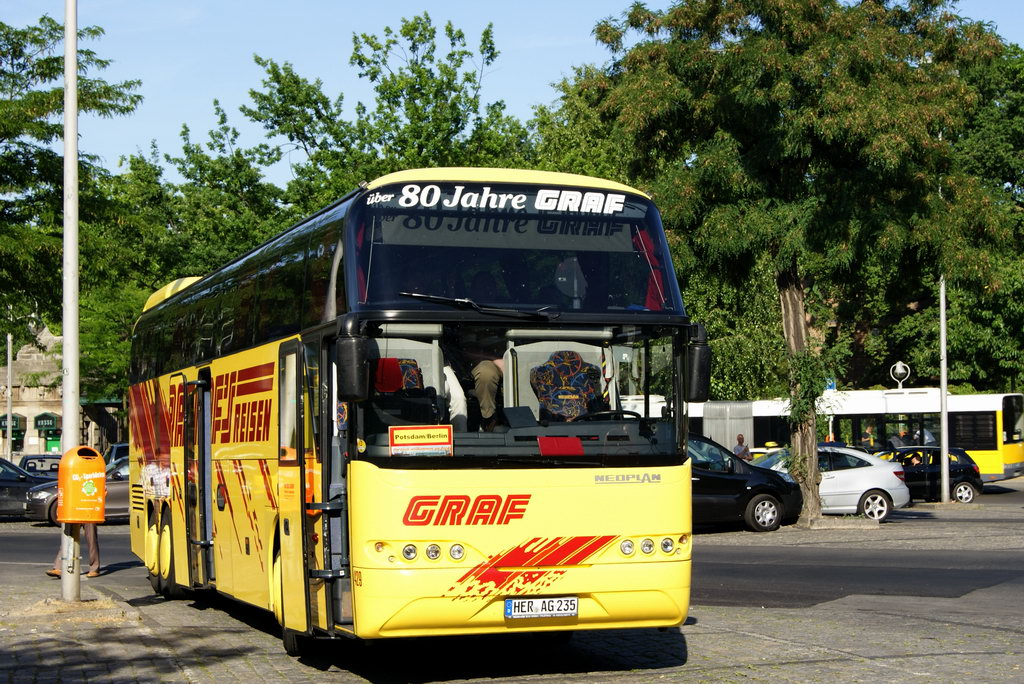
[685,323,711,403]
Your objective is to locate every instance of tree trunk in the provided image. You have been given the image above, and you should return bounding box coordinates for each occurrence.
[777,267,822,521]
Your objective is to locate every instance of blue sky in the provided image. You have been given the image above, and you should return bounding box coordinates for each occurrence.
[2,1,1021,185]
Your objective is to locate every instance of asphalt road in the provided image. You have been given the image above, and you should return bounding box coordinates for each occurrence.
[4,478,1023,610]
[3,479,1024,682]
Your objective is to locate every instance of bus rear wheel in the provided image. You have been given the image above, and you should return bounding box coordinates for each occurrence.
[157,509,187,599]
[145,510,161,593]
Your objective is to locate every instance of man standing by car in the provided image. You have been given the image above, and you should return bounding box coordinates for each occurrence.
[733,434,752,461]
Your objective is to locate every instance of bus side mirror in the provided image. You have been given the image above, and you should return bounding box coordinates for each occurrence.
[337,336,369,401]
[685,323,711,403]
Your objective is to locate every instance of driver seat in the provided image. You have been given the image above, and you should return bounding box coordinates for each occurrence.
[529,350,607,422]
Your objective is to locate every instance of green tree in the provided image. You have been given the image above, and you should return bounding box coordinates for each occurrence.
[589,0,1008,519]
[0,15,140,342]
[531,66,630,181]
[242,12,531,212]
[164,103,293,276]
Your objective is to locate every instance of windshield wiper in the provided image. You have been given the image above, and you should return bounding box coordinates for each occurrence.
[399,292,560,320]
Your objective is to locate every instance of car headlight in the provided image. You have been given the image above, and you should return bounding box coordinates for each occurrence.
[30,489,53,500]
[778,472,796,484]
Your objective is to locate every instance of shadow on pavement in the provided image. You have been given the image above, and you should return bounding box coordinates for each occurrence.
[302,628,688,683]
[169,590,688,682]
[982,484,1017,495]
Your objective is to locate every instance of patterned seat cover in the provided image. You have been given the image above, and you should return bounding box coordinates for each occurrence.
[529,351,605,421]
[374,357,424,393]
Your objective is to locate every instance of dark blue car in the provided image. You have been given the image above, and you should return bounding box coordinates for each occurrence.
[878,446,984,503]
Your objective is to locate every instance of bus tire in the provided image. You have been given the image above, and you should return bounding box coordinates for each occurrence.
[158,509,187,599]
[146,508,161,593]
[858,490,892,522]
[744,494,782,532]
[273,549,307,657]
[952,481,978,504]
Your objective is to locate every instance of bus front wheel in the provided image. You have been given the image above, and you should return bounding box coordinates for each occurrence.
[272,549,307,657]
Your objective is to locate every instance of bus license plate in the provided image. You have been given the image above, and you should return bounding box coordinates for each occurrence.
[504,596,578,619]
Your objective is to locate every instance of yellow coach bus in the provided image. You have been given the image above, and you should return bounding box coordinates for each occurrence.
[127,167,711,655]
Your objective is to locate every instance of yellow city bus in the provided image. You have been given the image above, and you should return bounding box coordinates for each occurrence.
[691,389,1024,482]
[127,167,710,655]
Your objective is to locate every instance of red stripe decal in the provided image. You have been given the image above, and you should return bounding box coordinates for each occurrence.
[237,362,275,382]
[448,535,617,599]
[235,378,274,397]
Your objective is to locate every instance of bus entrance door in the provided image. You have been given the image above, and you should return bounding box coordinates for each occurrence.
[278,342,310,638]
[183,372,214,588]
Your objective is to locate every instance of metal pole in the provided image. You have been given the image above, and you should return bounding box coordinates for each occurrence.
[61,0,81,602]
[5,333,11,460]
[939,276,950,503]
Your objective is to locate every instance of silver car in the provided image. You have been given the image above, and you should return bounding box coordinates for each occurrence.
[25,458,130,525]
[754,446,910,522]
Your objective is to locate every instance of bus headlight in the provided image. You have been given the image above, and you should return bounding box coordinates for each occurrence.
[449,544,465,560]
[661,537,674,553]
[425,544,441,560]
[620,539,635,555]
[640,539,655,554]
[402,544,417,560]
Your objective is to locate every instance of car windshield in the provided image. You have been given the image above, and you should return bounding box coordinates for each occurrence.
[752,449,790,470]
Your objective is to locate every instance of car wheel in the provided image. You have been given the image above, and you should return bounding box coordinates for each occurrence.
[858,489,892,522]
[47,500,59,526]
[952,481,978,504]
[744,493,782,532]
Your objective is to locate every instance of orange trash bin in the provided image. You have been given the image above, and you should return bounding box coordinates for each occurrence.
[57,446,107,523]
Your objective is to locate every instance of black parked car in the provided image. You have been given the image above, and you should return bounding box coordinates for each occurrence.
[877,446,984,503]
[26,458,131,525]
[0,459,55,515]
[689,434,803,532]
[17,454,62,477]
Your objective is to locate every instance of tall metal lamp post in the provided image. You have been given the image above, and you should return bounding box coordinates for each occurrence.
[61,0,82,602]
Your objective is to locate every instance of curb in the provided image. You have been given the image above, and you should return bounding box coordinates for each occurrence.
[911,501,985,510]
[801,516,879,530]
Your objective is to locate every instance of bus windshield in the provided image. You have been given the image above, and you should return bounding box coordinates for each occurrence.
[351,321,683,468]
[347,181,685,316]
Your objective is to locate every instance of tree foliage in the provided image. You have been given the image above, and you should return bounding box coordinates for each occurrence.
[8,7,1024,462]
[581,0,1011,518]
[242,13,532,214]
[0,15,140,343]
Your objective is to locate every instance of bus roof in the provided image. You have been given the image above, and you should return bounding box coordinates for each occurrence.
[366,167,650,198]
[143,277,202,312]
